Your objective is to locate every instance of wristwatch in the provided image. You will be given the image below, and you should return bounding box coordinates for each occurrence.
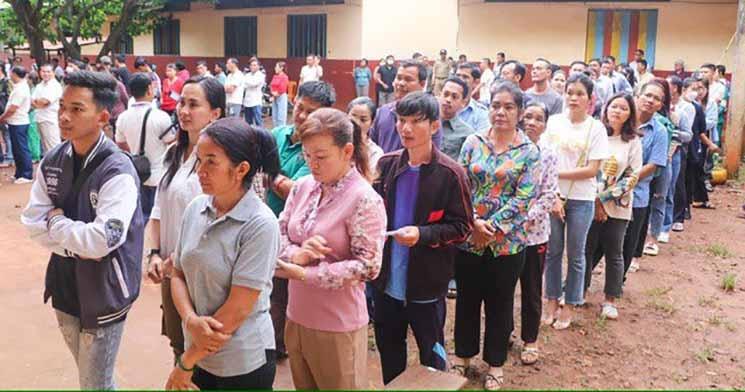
[146,248,161,264]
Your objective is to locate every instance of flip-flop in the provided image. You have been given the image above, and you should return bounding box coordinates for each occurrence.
[484,373,504,391]
[692,202,716,209]
[520,347,540,365]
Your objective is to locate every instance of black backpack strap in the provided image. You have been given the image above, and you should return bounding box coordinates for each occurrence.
[63,149,114,212]
[139,108,153,155]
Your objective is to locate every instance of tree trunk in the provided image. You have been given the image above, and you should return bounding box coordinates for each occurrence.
[8,0,47,65]
[725,0,745,176]
[97,0,138,58]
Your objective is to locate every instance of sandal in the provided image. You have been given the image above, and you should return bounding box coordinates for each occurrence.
[520,346,539,365]
[552,318,571,330]
[484,372,504,390]
[450,364,474,378]
[692,202,716,209]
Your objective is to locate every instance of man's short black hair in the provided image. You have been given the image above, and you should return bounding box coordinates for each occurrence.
[128,73,152,100]
[636,49,645,56]
[701,63,716,71]
[497,52,505,58]
[716,64,726,75]
[457,62,481,80]
[395,91,439,122]
[605,55,616,63]
[297,80,336,107]
[52,58,59,64]
[174,60,186,71]
[589,58,601,65]
[115,53,126,64]
[63,70,119,112]
[443,76,470,99]
[400,60,428,83]
[503,60,526,82]
[134,56,148,68]
[197,60,208,67]
[570,60,588,68]
[534,58,552,67]
[638,59,648,69]
[11,66,27,79]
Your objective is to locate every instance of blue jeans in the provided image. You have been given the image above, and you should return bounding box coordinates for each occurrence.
[663,149,683,233]
[227,103,243,118]
[545,199,594,305]
[272,94,288,127]
[1,124,12,162]
[649,163,672,238]
[55,310,126,390]
[244,105,263,127]
[8,123,32,179]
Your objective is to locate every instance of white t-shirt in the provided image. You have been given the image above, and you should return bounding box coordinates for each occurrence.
[225,70,245,105]
[31,78,63,124]
[479,68,495,105]
[151,149,202,258]
[243,71,265,108]
[114,102,174,187]
[541,113,609,201]
[300,65,322,83]
[6,80,31,125]
[709,80,726,105]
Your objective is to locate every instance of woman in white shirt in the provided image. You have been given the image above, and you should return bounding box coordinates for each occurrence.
[584,93,643,320]
[144,76,225,360]
[541,73,609,330]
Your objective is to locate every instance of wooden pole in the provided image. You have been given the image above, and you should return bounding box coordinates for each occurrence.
[725,0,745,176]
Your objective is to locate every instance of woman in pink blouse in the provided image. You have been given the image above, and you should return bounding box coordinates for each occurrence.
[275,108,386,389]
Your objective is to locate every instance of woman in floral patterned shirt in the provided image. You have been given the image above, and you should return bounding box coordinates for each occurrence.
[452,81,540,390]
[516,102,558,366]
[275,108,386,389]
[584,93,642,320]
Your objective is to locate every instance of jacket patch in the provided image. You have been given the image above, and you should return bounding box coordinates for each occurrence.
[89,191,99,209]
[105,219,124,248]
[427,210,444,223]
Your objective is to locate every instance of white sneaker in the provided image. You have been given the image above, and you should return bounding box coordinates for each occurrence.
[601,303,618,320]
[13,177,32,185]
[643,242,659,256]
[672,223,684,232]
[628,260,640,273]
[658,232,670,243]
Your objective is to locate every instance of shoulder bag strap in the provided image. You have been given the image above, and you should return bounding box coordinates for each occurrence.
[139,108,153,155]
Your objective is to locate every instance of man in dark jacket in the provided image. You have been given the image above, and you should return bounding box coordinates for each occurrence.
[21,71,143,390]
[372,91,473,385]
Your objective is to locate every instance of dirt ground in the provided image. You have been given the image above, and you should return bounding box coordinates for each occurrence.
[1,164,745,390]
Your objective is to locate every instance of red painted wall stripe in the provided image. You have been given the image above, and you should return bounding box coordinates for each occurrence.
[602,11,614,57]
[628,11,640,62]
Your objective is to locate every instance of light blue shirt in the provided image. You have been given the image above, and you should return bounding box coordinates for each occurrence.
[633,117,668,208]
[458,99,490,132]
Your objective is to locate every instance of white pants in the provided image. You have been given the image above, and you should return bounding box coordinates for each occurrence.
[37,121,61,155]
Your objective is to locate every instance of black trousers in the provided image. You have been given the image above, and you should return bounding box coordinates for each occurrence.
[674,147,689,224]
[270,277,288,354]
[623,207,649,278]
[373,290,446,385]
[692,159,710,203]
[585,218,628,298]
[192,350,276,390]
[454,249,525,367]
[519,244,546,344]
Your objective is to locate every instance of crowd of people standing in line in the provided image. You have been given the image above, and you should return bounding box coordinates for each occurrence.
[16,46,732,391]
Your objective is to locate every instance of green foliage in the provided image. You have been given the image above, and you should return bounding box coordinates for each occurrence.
[0,8,27,48]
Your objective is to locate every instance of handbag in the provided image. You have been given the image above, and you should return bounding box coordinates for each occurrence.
[131,108,152,183]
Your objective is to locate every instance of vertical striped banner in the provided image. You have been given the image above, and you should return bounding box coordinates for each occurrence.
[585,9,658,67]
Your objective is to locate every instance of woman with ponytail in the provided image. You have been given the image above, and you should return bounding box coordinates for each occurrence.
[144,76,225,362]
[166,116,281,390]
[274,108,386,389]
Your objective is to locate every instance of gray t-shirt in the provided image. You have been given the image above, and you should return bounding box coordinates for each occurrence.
[175,190,279,377]
[526,88,564,116]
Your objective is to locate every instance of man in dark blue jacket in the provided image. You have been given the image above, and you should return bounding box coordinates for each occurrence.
[22,71,143,390]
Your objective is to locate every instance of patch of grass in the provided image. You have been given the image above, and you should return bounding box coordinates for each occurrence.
[698,296,718,308]
[705,243,734,259]
[707,315,724,326]
[695,347,715,364]
[646,286,676,314]
[722,273,737,292]
[595,315,608,331]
